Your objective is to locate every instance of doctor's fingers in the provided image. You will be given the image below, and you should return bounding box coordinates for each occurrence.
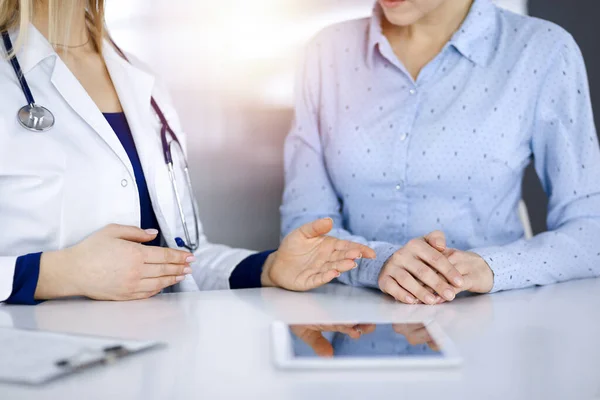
[299,330,334,358]
[306,269,342,288]
[333,239,376,259]
[142,246,194,265]
[129,290,162,301]
[328,249,366,263]
[140,263,193,279]
[103,224,159,243]
[320,258,358,274]
[295,260,356,289]
[137,275,186,293]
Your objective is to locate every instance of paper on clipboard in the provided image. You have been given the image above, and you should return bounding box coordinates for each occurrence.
[0,327,163,385]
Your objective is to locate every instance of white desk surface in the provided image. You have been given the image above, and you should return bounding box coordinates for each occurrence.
[1,279,599,400]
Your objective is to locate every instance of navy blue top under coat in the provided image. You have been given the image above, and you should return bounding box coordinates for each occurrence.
[103,112,162,246]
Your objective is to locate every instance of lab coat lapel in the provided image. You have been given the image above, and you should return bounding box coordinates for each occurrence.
[103,45,158,176]
[50,53,135,177]
[103,45,177,242]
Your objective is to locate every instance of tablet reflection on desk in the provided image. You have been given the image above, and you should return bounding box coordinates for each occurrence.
[290,323,442,359]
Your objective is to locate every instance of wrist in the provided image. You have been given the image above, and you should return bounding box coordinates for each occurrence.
[260,252,277,288]
[36,250,81,299]
[379,253,395,277]
[477,257,494,293]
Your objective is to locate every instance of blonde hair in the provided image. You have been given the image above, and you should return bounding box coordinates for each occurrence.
[0,0,107,55]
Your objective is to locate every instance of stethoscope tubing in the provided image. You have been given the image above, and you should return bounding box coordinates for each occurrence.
[1,30,200,252]
[2,31,36,106]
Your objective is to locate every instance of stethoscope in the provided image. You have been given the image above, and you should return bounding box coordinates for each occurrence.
[1,31,201,252]
[2,32,55,131]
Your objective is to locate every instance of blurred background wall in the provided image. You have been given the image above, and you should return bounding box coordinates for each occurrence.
[106,0,593,252]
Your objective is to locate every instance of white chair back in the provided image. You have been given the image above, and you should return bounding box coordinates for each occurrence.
[518,200,534,240]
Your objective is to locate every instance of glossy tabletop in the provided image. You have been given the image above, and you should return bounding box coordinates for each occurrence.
[1,279,599,400]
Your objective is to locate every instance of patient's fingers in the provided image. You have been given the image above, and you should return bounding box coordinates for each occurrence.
[381,275,418,304]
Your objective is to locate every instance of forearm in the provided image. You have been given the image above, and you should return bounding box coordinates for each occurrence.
[1,250,78,304]
[472,218,600,292]
[496,33,600,293]
[34,250,80,300]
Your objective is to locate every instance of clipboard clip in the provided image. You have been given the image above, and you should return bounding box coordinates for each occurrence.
[55,345,130,371]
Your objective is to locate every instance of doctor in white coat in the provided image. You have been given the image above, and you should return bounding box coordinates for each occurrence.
[0,0,376,304]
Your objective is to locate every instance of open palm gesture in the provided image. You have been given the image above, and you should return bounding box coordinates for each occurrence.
[263,218,376,291]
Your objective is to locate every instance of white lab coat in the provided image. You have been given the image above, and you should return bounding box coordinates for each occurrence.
[0,26,255,302]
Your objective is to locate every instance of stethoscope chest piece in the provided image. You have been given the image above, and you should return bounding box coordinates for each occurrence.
[2,31,55,132]
[18,104,55,132]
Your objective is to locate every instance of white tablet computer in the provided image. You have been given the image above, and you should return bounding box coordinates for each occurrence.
[272,321,461,369]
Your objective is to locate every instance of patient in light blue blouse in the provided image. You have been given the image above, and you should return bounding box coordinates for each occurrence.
[281,0,600,304]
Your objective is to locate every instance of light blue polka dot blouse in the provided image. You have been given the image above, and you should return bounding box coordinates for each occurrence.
[280,0,600,293]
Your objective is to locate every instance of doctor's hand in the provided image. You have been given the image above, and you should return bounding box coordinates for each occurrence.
[261,218,376,291]
[36,224,194,301]
[378,231,464,305]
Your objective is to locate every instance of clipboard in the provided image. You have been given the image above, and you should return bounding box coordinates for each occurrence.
[0,327,164,385]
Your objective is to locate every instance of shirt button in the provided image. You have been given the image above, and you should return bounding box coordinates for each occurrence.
[409,89,417,95]
[121,179,128,187]
[400,132,408,141]
[396,181,404,191]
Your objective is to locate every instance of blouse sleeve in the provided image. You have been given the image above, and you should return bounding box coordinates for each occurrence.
[473,35,600,292]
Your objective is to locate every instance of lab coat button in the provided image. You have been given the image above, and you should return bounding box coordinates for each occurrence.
[121,179,128,188]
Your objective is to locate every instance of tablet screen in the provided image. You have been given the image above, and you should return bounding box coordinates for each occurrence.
[289,323,443,359]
